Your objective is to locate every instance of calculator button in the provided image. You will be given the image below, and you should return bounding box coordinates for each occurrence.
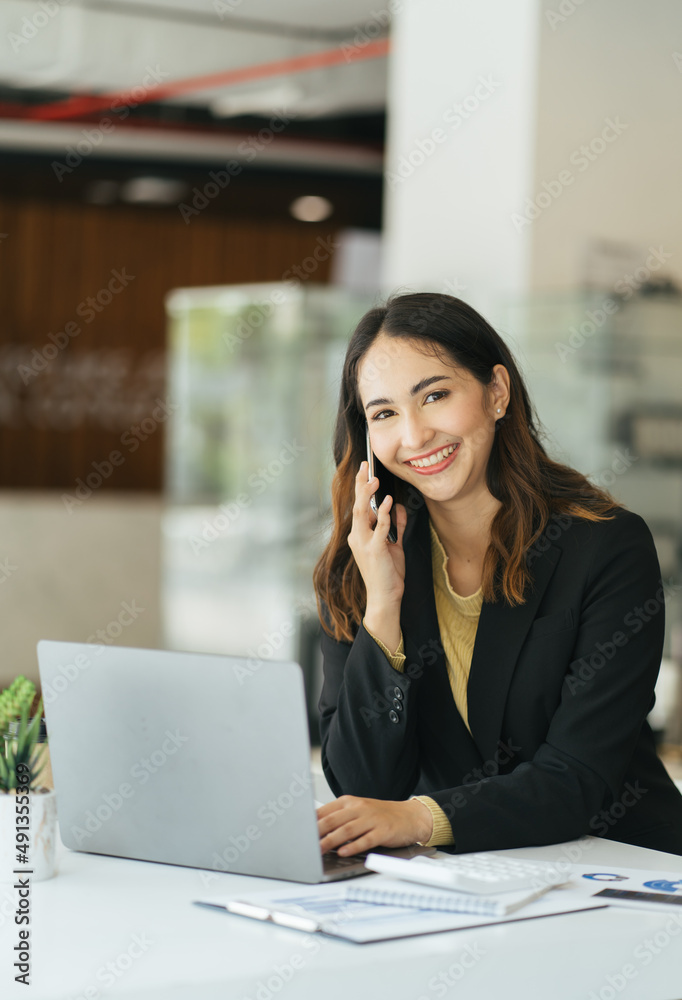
[411,853,566,893]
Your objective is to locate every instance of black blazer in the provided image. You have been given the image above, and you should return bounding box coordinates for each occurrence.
[318,495,682,856]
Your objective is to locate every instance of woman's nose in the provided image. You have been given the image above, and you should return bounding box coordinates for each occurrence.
[400,414,434,454]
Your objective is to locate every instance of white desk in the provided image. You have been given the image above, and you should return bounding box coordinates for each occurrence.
[1,834,682,1000]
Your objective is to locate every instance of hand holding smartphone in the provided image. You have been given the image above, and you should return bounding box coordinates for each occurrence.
[365,424,398,543]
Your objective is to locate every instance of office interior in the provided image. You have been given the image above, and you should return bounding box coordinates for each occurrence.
[2,2,682,823]
[3,3,682,997]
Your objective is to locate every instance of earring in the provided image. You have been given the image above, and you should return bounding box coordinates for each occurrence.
[496,408,501,414]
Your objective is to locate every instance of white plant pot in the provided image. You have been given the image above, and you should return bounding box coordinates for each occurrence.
[0,788,58,882]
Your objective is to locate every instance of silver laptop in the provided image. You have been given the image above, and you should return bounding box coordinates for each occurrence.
[37,641,432,883]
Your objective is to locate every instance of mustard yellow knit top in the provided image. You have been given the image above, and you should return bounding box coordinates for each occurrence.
[363,519,483,847]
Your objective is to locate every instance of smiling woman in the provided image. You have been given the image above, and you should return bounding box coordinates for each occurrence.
[312,291,682,859]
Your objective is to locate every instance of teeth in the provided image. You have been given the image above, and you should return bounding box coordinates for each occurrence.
[409,444,456,468]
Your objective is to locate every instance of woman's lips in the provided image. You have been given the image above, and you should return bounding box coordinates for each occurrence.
[405,443,460,475]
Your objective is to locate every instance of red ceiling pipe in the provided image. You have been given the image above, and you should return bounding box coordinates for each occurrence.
[25,37,390,122]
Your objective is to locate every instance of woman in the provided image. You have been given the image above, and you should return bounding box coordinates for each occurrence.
[314,292,682,858]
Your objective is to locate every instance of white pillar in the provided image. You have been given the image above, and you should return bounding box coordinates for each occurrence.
[381,0,541,319]
[382,0,682,312]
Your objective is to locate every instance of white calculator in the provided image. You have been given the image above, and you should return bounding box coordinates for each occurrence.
[364,851,569,895]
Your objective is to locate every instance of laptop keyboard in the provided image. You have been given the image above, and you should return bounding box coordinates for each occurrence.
[322,848,368,871]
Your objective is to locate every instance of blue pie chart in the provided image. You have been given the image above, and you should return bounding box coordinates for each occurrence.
[582,873,628,881]
[643,880,682,892]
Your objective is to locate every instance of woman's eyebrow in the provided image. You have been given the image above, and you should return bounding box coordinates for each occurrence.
[364,375,452,411]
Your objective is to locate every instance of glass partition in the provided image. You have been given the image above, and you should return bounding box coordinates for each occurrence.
[498,290,682,744]
[164,283,682,745]
[163,283,373,740]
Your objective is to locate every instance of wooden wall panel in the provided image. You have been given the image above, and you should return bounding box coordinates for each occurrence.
[0,199,337,491]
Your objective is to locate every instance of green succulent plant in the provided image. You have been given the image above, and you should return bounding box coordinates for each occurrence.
[0,677,45,794]
[0,676,36,730]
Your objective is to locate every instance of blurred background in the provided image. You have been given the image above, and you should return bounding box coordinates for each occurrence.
[1,0,681,771]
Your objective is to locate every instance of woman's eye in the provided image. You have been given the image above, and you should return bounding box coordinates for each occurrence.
[370,392,448,420]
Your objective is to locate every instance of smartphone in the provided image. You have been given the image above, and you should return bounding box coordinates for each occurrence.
[365,423,398,543]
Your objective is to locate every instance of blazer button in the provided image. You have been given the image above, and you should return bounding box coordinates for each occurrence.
[393,698,403,711]
[388,710,400,724]
[393,687,403,700]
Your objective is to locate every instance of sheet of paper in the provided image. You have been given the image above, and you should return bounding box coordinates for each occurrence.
[195,880,607,943]
[565,863,682,891]
[559,863,682,911]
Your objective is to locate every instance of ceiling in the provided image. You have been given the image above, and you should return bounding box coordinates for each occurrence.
[0,0,390,168]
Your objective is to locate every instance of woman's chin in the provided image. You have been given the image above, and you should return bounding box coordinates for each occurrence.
[414,480,463,505]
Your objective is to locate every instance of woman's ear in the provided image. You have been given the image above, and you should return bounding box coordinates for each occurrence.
[490,364,511,418]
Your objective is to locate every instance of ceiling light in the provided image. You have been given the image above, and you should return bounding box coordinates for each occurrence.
[289,195,333,222]
[211,84,303,119]
[120,177,187,205]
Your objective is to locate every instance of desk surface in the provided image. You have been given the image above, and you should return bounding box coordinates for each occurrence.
[1,834,682,1000]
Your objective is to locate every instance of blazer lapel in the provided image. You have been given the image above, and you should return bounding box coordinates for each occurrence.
[400,497,434,664]
[466,540,562,763]
[400,498,564,767]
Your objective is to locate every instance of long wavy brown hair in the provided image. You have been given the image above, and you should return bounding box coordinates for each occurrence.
[314,292,620,641]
